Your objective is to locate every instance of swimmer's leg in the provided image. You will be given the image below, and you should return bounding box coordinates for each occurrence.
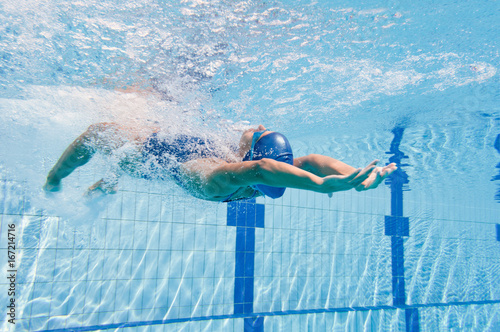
[44,123,119,191]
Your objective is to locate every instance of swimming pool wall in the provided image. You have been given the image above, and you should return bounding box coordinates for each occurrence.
[1,126,500,331]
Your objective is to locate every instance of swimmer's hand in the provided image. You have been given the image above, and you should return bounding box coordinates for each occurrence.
[355,162,397,191]
[322,160,377,194]
[43,178,61,192]
[84,179,118,197]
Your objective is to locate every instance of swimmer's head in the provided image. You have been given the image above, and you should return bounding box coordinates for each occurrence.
[242,129,294,199]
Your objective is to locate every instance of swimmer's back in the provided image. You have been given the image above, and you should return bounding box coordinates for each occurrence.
[143,133,225,163]
[141,133,229,182]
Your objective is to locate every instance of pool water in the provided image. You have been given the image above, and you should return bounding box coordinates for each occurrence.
[1,0,499,331]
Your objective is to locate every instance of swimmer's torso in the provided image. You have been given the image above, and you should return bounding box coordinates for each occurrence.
[119,132,258,202]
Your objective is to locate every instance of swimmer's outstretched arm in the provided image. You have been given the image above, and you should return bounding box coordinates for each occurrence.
[294,154,397,191]
[201,159,379,198]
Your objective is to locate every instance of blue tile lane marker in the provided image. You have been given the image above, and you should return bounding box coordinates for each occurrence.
[385,126,420,332]
[496,224,500,241]
[227,198,265,332]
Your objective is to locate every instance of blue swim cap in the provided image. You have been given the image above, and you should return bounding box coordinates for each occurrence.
[243,131,294,199]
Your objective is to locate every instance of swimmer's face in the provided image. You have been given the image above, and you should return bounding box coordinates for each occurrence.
[239,125,266,157]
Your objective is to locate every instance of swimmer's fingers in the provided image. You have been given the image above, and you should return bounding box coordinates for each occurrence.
[356,163,397,191]
[368,160,380,171]
[355,173,378,192]
[386,163,397,172]
[344,168,361,180]
[378,163,397,180]
[349,170,373,188]
[350,160,378,186]
[323,163,377,195]
[358,160,379,178]
[376,164,397,185]
[322,169,360,194]
[362,169,385,191]
[346,168,368,186]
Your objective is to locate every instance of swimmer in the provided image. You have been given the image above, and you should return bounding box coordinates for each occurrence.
[43,123,397,202]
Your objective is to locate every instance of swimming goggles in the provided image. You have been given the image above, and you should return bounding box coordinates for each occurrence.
[247,129,269,161]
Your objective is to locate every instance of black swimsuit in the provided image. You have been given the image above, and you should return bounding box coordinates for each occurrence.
[141,133,256,202]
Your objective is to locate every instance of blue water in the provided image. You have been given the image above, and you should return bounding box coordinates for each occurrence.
[1,0,499,331]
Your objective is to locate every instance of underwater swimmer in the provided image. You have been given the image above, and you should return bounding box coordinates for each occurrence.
[43,123,397,202]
